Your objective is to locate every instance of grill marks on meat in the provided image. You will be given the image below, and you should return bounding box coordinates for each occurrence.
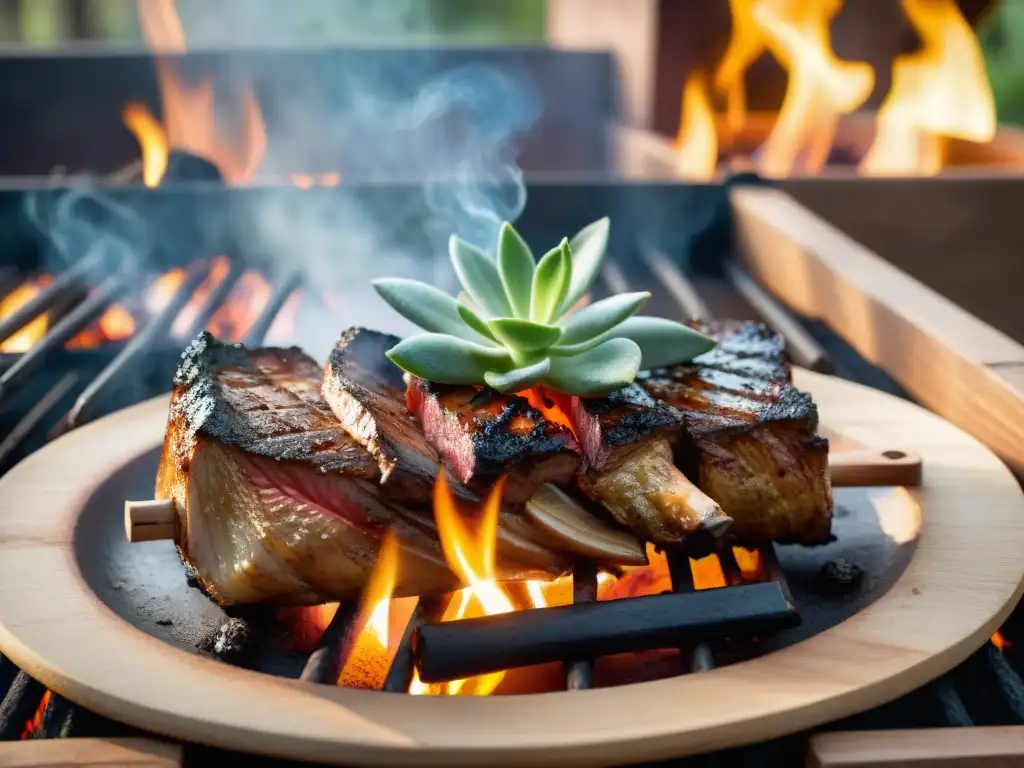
[322,327,441,501]
[406,377,582,506]
[641,321,833,545]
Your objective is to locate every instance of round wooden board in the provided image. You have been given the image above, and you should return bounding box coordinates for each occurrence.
[0,369,1022,767]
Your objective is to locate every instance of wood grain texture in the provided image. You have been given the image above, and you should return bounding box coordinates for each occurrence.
[0,373,1020,766]
[807,727,1024,768]
[730,185,1024,478]
[0,737,182,767]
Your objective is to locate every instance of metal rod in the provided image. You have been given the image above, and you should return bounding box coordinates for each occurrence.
[244,272,301,347]
[182,259,244,339]
[724,262,833,374]
[643,250,711,321]
[931,676,973,726]
[414,581,798,684]
[65,261,212,429]
[0,275,127,402]
[0,671,47,740]
[718,546,744,586]
[666,550,718,674]
[565,559,598,691]
[298,600,362,685]
[0,372,78,469]
[757,543,794,606]
[0,247,109,346]
[381,594,448,693]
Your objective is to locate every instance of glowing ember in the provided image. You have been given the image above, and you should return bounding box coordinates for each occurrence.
[145,268,187,315]
[861,0,995,176]
[675,74,718,180]
[206,270,272,341]
[20,690,50,739]
[411,473,516,696]
[753,0,874,176]
[733,547,764,581]
[0,277,51,353]
[130,0,267,186]
[993,630,1011,653]
[518,386,576,438]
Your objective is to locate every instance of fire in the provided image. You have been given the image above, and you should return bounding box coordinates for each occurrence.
[411,473,517,696]
[715,0,767,141]
[170,255,231,338]
[207,270,272,341]
[993,630,1011,653]
[145,268,187,315]
[127,0,267,186]
[675,74,718,181]
[20,690,50,739]
[752,0,874,176]
[518,386,576,437]
[861,0,995,176]
[0,277,51,353]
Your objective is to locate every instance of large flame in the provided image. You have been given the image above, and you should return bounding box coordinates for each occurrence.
[753,0,874,176]
[0,277,52,353]
[861,0,995,176]
[675,74,719,180]
[715,0,767,140]
[125,0,267,186]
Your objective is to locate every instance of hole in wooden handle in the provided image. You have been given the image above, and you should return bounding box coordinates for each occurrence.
[125,499,176,544]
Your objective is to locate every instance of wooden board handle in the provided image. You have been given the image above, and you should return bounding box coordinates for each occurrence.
[807,726,1024,767]
[0,737,182,767]
[829,449,923,488]
[125,499,176,543]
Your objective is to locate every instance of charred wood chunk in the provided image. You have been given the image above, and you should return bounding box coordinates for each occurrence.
[322,328,442,501]
[820,557,864,592]
[406,377,581,505]
[202,617,256,664]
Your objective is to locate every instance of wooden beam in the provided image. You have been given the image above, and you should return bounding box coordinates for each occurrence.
[807,727,1024,767]
[545,0,660,128]
[0,737,183,767]
[730,185,1024,476]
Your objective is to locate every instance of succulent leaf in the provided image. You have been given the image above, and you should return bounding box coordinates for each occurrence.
[545,338,642,396]
[497,223,535,319]
[603,316,717,369]
[530,239,572,323]
[373,278,491,343]
[386,334,513,384]
[485,358,551,392]
[457,302,496,342]
[487,318,562,353]
[558,292,650,346]
[450,235,513,317]
[560,217,610,315]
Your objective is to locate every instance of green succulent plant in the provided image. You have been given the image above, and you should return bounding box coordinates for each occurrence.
[373,218,717,397]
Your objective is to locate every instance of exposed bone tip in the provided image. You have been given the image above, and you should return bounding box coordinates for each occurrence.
[703,514,734,539]
[125,499,176,544]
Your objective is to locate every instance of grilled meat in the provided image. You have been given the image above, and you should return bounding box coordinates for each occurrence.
[156,333,566,607]
[322,327,442,502]
[569,384,732,545]
[406,377,582,506]
[640,321,833,545]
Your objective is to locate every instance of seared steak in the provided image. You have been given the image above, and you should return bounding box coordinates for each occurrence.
[156,333,566,607]
[406,378,582,506]
[640,321,833,545]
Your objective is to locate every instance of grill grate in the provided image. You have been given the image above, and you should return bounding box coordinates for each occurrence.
[0,243,1017,765]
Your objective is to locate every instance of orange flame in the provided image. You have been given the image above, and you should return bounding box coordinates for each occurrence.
[861,0,995,176]
[753,0,874,176]
[145,268,187,315]
[170,256,231,338]
[518,386,576,438]
[675,74,718,180]
[20,690,50,739]
[128,0,267,186]
[411,473,516,696]
[993,630,1011,653]
[207,270,272,341]
[715,0,767,141]
[0,277,52,353]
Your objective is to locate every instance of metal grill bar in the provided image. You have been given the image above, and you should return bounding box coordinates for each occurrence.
[931,676,974,726]
[643,250,710,321]
[179,260,244,340]
[723,262,833,373]
[64,261,212,430]
[0,275,128,402]
[666,551,717,673]
[244,272,301,347]
[0,372,78,470]
[565,560,598,691]
[0,248,109,347]
[298,600,361,685]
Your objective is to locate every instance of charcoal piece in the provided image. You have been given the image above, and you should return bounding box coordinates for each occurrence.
[820,557,863,591]
[203,618,255,663]
[0,671,47,740]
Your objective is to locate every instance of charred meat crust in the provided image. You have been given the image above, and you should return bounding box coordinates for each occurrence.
[684,320,791,383]
[167,331,378,477]
[322,327,441,499]
[406,377,582,504]
[570,383,685,473]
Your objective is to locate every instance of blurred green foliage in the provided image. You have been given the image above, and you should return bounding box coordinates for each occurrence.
[981,3,1024,126]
